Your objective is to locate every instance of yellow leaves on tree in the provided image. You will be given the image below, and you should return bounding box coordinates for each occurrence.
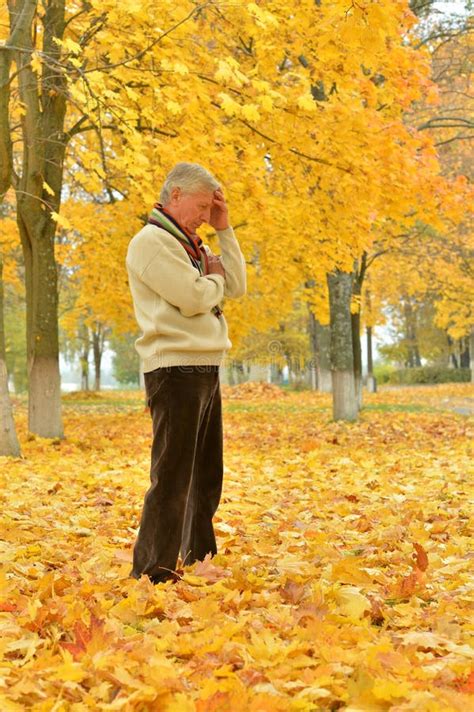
[3,0,467,345]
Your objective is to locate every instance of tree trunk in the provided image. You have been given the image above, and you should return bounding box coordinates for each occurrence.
[79,323,90,390]
[234,360,245,384]
[0,33,13,203]
[404,299,420,368]
[305,281,319,391]
[352,255,367,408]
[93,354,101,392]
[270,362,283,385]
[470,327,474,383]
[13,0,67,438]
[286,352,301,387]
[17,214,63,437]
[327,270,358,422]
[316,320,332,392]
[306,304,319,390]
[92,325,106,392]
[226,362,235,385]
[447,334,455,368]
[404,300,412,367]
[0,256,21,456]
[459,337,469,368]
[0,360,20,456]
[414,343,422,368]
[0,18,21,455]
[366,326,377,393]
[351,309,362,408]
[80,354,89,391]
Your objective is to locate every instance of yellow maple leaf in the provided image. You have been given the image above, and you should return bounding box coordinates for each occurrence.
[241,103,261,122]
[166,100,182,115]
[30,52,42,75]
[372,678,412,701]
[297,93,316,111]
[334,586,371,619]
[218,92,240,117]
[51,212,71,230]
[42,181,55,196]
[52,650,88,683]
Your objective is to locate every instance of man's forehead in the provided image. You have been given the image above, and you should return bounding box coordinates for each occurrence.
[189,190,214,203]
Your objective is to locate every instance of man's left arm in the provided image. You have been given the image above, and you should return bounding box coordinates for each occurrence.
[207,188,247,299]
[205,229,246,298]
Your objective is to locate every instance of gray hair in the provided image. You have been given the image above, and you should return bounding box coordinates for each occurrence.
[160,162,220,205]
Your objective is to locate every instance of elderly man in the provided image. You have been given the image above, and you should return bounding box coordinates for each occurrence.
[126,162,246,584]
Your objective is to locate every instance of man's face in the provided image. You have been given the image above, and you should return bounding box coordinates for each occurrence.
[168,188,214,234]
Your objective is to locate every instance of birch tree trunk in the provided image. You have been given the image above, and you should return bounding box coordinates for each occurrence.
[316,321,332,392]
[306,302,332,392]
[79,323,90,391]
[307,305,318,390]
[365,286,377,393]
[366,326,377,392]
[0,35,21,455]
[80,352,90,391]
[404,299,421,368]
[0,257,21,456]
[470,326,474,384]
[327,270,358,422]
[459,336,469,368]
[0,34,12,203]
[352,254,368,409]
[92,325,107,392]
[351,308,363,409]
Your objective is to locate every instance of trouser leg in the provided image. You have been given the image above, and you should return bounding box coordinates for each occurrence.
[130,366,221,583]
[180,375,223,566]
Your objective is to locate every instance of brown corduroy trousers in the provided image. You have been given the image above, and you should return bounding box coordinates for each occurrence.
[129,365,223,584]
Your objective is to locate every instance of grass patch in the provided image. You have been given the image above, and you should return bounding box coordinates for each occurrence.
[224,402,328,414]
[363,403,440,414]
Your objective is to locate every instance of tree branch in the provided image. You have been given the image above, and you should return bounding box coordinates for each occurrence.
[434,134,473,147]
[83,2,211,74]
[418,116,474,130]
[289,147,353,174]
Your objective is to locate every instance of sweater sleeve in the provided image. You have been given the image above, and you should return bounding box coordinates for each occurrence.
[213,226,247,298]
[127,232,225,318]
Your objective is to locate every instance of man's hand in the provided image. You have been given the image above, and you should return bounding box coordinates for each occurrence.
[209,188,229,231]
[207,254,225,278]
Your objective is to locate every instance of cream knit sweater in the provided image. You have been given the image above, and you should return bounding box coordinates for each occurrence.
[126,223,247,371]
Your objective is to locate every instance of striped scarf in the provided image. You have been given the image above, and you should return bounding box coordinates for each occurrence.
[148,203,223,318]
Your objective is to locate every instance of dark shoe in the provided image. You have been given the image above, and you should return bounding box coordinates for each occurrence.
[150,570,182,585]
[129,567,183,585]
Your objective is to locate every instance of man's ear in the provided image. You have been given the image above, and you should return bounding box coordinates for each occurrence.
[170,186,181,202]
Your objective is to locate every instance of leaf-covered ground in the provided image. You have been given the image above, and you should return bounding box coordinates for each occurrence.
[1,384,473,711]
